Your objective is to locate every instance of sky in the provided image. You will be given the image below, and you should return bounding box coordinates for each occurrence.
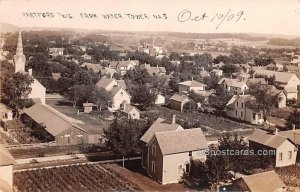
[1,0,300,35]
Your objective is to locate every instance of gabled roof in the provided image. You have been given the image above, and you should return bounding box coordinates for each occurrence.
[238,171,286,192]
[0,144,15,166]
[226,95,255,109]
[120,104,140,114]
[178,80,206,88]
[116,80,127,90]
[80,62,102,73]
[83,103,96,107]
[140,117,183,144]
[146,66,166,74]
[170,94,190,103]
[218,78,247,88]
[248,129,292,149]
[254,69,298,84]
[23,104,86,137]
[110,86,131,98]
[96,76,116,90]
[285,65,300,71]
[155,128,208,155]
[278,129,300,145]
[246,78,267,86]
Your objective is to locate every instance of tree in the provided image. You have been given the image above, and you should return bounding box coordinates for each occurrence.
[73,70,93,85]
[191,148,231,190]
[67,84,94,107]
[104,118,147,165]
[286,109,300,129]
[247,84,278,119]
[128,84,157,110]
[168,74,181,92]
[92,88,110,111]
[220,64,241,77]
[2,72,34,107]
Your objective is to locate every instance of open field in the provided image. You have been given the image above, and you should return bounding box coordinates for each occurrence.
[14,163,141,192]
[145,106,257,138]
[275,164,300,189]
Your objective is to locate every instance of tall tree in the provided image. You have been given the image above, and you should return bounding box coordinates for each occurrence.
[2,72,34,108]
[104,118,147,161]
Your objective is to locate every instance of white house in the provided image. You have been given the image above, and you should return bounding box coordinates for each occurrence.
[248,129,297,167]
[211,69,223,77]
[109,86,131,110]
[96,76,131,110]
[225,95,264,125]
[0,145,15,192]
[0,103,13,122]
[120,103,140,119]
[218,78,248,95]
[109,60,139,75]
[254,69,300,99]
[178,80,207,95]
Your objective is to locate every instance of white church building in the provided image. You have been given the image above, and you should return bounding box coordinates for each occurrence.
[14,30,46,104]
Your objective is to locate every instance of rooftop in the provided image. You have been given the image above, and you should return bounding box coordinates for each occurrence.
[155,128,208,155]
[140,117,183,144]
[247,129,292,149]
[237,170,286,192]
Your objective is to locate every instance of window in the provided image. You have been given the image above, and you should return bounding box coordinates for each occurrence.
[151,161,156,173]
[241,103,244,108]
[152,145,156,156]
[189,151,192,157]
[120,92,123,96]
[288,151,292,159]
[279,153,283,161]
[235,110,237,115]
[253,113,256,120]
[241,111,243,118]
[185,163,190,173]
[178,164,183,174]
[237,102,239,107]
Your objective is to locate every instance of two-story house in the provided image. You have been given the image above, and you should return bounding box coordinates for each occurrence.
[218,78,248,95]
[96,76,131,110]
[248,129,297,167]
[225,95,264,125]
[254,69,300,100]
[140,116,207,185]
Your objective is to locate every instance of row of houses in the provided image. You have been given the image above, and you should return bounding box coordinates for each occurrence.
[139,115,292,191]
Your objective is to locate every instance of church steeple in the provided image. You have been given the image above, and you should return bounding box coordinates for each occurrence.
[16,30,24,55]
[13,30,26,73]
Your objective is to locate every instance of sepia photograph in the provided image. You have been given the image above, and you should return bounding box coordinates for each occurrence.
[0,0,300,191]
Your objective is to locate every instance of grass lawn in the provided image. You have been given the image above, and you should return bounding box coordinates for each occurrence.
[46,99,111,135]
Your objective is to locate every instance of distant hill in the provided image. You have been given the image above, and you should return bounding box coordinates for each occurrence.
[0,23,18,33]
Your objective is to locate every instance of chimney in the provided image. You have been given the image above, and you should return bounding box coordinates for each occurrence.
[172,114,176,124]
[292,124,296,131]
[274,128,278,135]
[28,69,32,76]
